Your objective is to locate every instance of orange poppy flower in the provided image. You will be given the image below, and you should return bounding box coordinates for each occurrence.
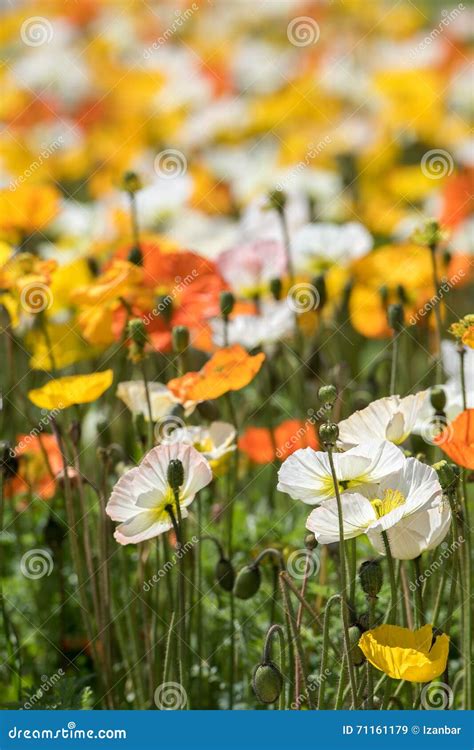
[168,345,265,406]
[436,409,474,470]
[239,419,319,464]
[7,434,63,500]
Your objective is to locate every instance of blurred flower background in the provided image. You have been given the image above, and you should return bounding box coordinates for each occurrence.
[0,0,472,712]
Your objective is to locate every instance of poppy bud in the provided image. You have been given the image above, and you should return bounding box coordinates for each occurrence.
[157,294,173,324]
[172,325,189,353]
[197,400,220,421]
[167,459,184,491]
[319,422,339,445]
[269,278,283,301]
[234,564,261,600]
[311,274,327,310]
[220,291,235,319]
[215,557,235,592]
[348,625,365,666]
[127,318,148,363]
[433,460,460,493]
[387,303,404,331]
[127,318,147,346]
[397,284,408,304]
[252,662,283,704]
[379,285,389,306]
[430,387,446,412]
[318,384,337,406]
[359,559,383,598]
[304,532,317,551]
[442,249,452,267]
[413,218,443,249]
[122,170,142,194]
[127,245,143,265]
[268,188,286,213]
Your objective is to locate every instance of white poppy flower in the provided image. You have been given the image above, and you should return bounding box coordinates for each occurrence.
[306,458,449,560]
[210,301,294,349]
[169,422,236,471]
[106,444,212,545]
[338,392,428,449]
[277,440,405,505]
[291,221,373,271]
[116,381,179,422]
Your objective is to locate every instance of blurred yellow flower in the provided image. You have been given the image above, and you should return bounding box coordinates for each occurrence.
[28,370,114,410]
[359,624,449,682]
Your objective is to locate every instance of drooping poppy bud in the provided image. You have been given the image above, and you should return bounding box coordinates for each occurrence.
[252,662,283,704]
[220,291,235,319]
[215,557,235,592]
[359,559,383,598]
[234,564,261,600]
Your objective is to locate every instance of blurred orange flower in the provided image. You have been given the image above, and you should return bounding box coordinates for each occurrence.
[436,409,474,470]
[168,345,265,405]
[239,419,319,464]
[8,434,62,500]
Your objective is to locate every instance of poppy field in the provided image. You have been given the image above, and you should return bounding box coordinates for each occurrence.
[0,0,473,715]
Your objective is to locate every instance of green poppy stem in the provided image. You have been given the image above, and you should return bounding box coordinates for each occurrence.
[327,447,359,708]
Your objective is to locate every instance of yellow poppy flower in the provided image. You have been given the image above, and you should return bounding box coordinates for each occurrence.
[359,624,449,682]
[26,323,101,372]
[28,370,114,410]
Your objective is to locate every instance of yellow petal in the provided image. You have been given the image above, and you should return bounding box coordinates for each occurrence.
[359,624,449,683]
[28,370,113,410]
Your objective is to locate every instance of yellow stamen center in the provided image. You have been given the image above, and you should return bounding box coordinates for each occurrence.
[370,489,406,519]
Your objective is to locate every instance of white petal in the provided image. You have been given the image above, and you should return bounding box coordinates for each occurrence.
[277,448,332,504]
[368,501,451,560]
[106,466,141,522]
[338,393,428,448]
[114,507,190,546]
[306,492,376,544]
